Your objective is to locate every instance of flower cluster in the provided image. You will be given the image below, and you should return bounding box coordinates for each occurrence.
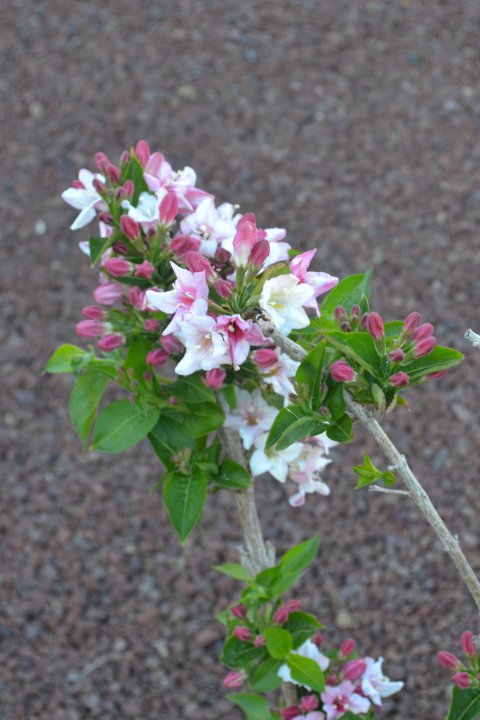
[437,631,480,689]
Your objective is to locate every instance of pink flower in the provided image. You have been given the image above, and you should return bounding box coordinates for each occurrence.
[290,249,338,314]
[249,240,270,268]
[159,192,179,225]
[223,670,246,689]
[170,234,201,259]
[224,389,278,450]
[145,262,209,334]
[300,696,319,712]
[253,348,278,369]
[278,640,330,689]
[185,251,216,280]
[128,286,146,309]
[321,681,371,719]
[146,349,169,367]
[254,349,299,396]
[180,198,241,257]
[232,218,258,267]
[205,368,226,388]
[339,638,356,657]
[174,313,229,375]
[288,438,333,507]
[361,657,404,706]
[231,604,247,620]
[161,335,183,354]
[216,315,252,370]
[330,360,356,383]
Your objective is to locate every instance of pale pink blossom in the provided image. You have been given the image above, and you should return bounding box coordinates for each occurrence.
[259,275,314,334]
[180,198,241,257]
[224,389,278,450]
[174,314,230,375]
[288,438,333,507]
[145,262,209,334]
[321,681,370,720]
[62,169,107,230]
[143,153,211,213]
[361,657,404,706]
[216,315,252,369]
[290,250,338,314]
[278,640,330,689]
[254,349,299,397]
[250,432,303,484]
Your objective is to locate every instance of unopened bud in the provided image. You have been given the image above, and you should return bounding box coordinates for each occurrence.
[233,219,257,267]
[120,214,140,241]
[92,178,107,195]
[413,322,434,342]
[123,179,134,198]
[403,311,422,335]
[284,599,302,613]
[144,318,159,332]
[95,152,111,171]
[185,251,215,279]
[205,368,226,389]
[280,706,302,720]
[461,631,476,657]
[254,635,265,648]
[231,604,247,620]
[343,658,367,681]
[437,651,460,669]
[339,638,356,657]
[128,286,146,309]
[161,335,183,354]
[273,606,290,624]
[112,241,129,256]
[146,349,169,367]
[232,626,251,641]
[93,282,125,305]
[313,632,324,648]
[159,192,179,224]
[223,670,246,689]
[120,150,130,167]
[340,321,351,332]
[334,306,347,321]
[214,278,234,298]
[98,333,124,352]
[452,672,472,689]
[350,304,361,320]
[389,348,405,363]
[103,258,133,277]
[98,212,113,225]
[215,247,231,264]
[135,261,155,280]
[389,371,410,387]
[105,164,120,184]
[360,312,369,329]
[367,312,385,340]
[253,348,278,369]
[330,360,356,383]
[427,370,448,381]
[249,240,270,268]
[135,139,151,167]
[415,336,436,357]
[76,319,109,338]
[170,234,200,258]
[300,696,319,712]
[81,305,105,320]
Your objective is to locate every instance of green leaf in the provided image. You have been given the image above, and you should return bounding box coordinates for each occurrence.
[326,413,353,443]
[163,468,207,542]
[148,416,194,470]
[384,320,404,338]
[353,452,397,488]
[266,406,327,451]
[250,657,283,692]
[178,402,225,438]
[222,637,266,669]
[447,687,480,720]
[324,331,382,377]
[264,628,293,660]
[401,345,464,382]
[91,399,160,453]
[125,157,150,204]
[323,380,346,420]
[214,563,251,582]
[69,370,110,446]
[44,344,86,374]
[88,234,116,266]
[216,459,251,490]
[230,693,273,720]
[296,342,326,409]
[283,611,324,648]
[256,536,321,597]
[124,336,150,383]
[286,653,325,692]
[320,269,372,318]
[169,374,215,404]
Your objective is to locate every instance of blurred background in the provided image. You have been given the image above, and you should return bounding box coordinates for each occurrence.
[2,1,480,718]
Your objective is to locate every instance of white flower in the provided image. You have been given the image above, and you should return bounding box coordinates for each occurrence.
[174,313,229,375]
[61,169,106,230]
[260,351,299,398]
[250,432,303,483]
[278,640,330,689]
[224,389,278,450]
[122,190,166,225]
[181,198,241,257]
[259,275,314,335]
[361,657,404,706]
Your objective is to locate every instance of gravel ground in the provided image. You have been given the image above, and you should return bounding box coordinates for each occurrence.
[2,1,480,718]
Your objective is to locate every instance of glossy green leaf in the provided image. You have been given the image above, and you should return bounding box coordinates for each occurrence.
[214,563,252,582]
[447,687,480,720]
[283,611,324,648]
[264,628,293,660]
[320,269,372,318]
[222,637,266,669]
[69,370,110,446]
[256,536,321,597]
[354,452,396,488]
[44,344,86,374]
[324,331,382,377]
[326,413,353,443]
[216,459,251,490]
[169,374,215,404]
[286,653,325,692]
[401,345,464,381]
[88,234,116,266]
[296,342,326,409]
[250,657,283,692]
[163,468,207,542]
[179,402,225,438]
[91,399,160,453]
[266,405,327,451]
[125,157,150,204]
[148,416,194,470]
[230,693,274,720]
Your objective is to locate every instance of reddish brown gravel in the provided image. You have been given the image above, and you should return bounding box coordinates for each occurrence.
[2,2,480,718]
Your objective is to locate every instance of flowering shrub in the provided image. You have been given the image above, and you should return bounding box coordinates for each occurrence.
[46,141,475,719]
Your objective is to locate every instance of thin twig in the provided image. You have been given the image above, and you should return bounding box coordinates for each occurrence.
[465,329,480,349]
[368,486,410,497]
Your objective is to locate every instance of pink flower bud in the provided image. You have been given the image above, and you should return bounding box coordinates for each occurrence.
[343,658,367,680]
[249,240,270,268]
[185,252,215,279]
[437,651,460,669]
[214,278,234,298]
[159,192,179,224]
[350,304,361,320]
[98,334,124,352]
[76,319,109,338]
[215,247,231,263]
[389,348,405,363]
[103,258,133,277]
[284,599,302,613]
[123,179,134,198]
[170,234,200,258]
[81,306,105,320]
[452,672,472,689]
[135,261,155,280]
[330,360,356,383]
[144,318,159,332]
[340,638,356,657]
[205,368,226,389]
[280,706,302,720]
[254,635,266,648]
[253,348,278,369]
[413,322,434,342]
[128,286,146,309]
[360,313,369,329]
[120,150,130,166]
[120,214,140,241]
[233,626,251,641]
[98,212,113,225]
[112,241,129,256]
[92,178,106,195]
[93,282,125,306]
[389,371,410,387]
[427,370,448,381]
[161,335,183,354]
[146,349,169,367]
[95,152,111,171]
[233,219,257,267]
[367,312,384,340]
[313,632,324,648]
[223,670,246,689]
[403,311,422,335]
[300,695,319,712]
[135,139,151,167]
[231,604,247,620]
[105,164,120,184]
[274,606,290,624]
[461,631,476,657]
[415,336,436,357]
[340,321,351,333]
[334,306,346,321]
[71,179,85,189]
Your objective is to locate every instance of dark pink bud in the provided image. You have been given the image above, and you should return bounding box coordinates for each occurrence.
[120,214,140,241]
[92,178,107,195]
[313,632,324,648]
[389,371,410,387]
[123,180,134,198]
[98,334,124,352]
[280,706,302,720]
[427,370,448,381]
[215,247,231,263]
[334,306,346,321]
[185,251,215,279]
[128,286,146,309]
[105,164,120,184]
[120,150,130,166]
[403,311,422,335]
[254,635,265,648]
[300,696,319,712]
[223,670,246,689]
[330,360,356,383]
[413,323,434,342]
[231,604,247,620]
[95,152,111,171]
[170,234,200,258]
[340,321,351,333]
[274,606,290,624]
[146,349,169,367]
[350,304,361,320]
[415,336,436,357]
[340,638,356,657]
[214,278,234,298]
[159,192,179,224]
[233,220,257,267]
[76,319,108,338]
[112,241,129,256]
[144,318,159,332]
[161,335,183,354]
[98,211,113,225]
[253,348,278,369]
[461,631,476,657]
[343,658,367,680]
[249,240,270,268]
[360,313,369,329]
[452,672,472,689]
[205,368,226,389]
[389,348,405,363]
[135,261,155,280]
[81,305,105,320]
[233,626,251,641]
[284,599,302,613]
[135,139,151,167]
[437,651,460,669]
[367,312,384,340]
[93,283,125,305]
[103,258,133,277]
